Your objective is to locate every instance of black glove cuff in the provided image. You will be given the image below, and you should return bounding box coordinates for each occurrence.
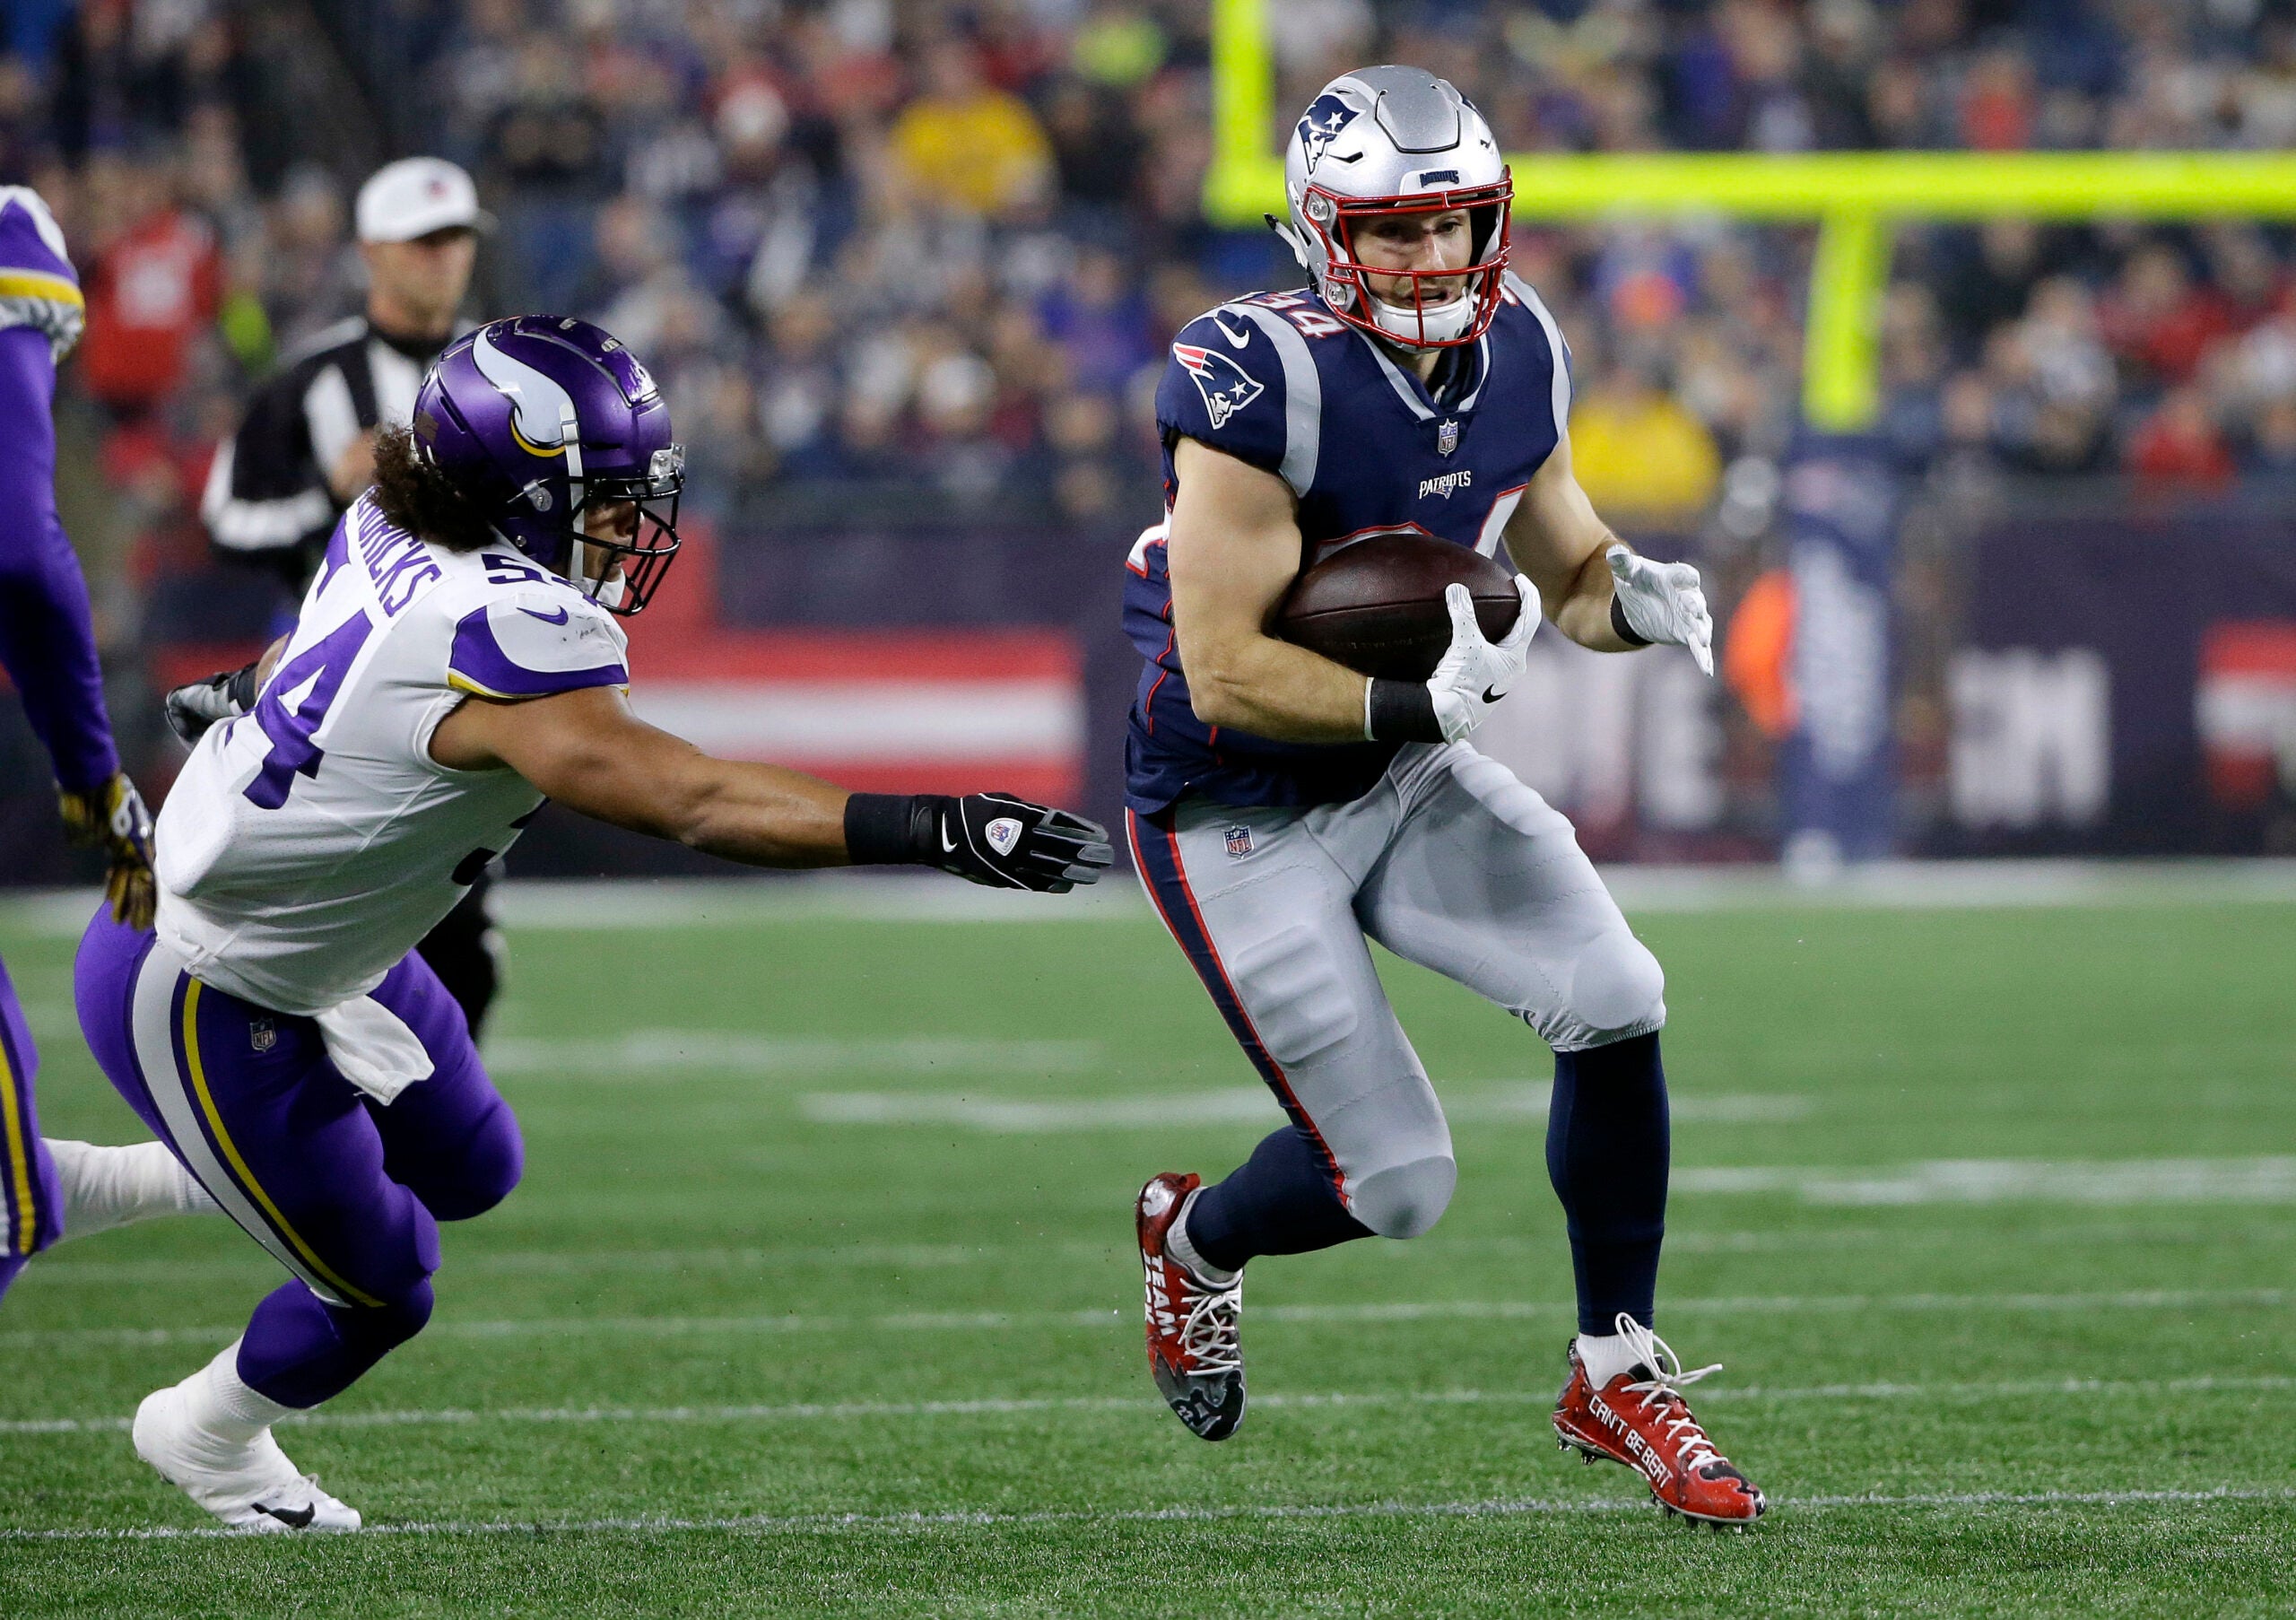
[1367,678,1444,744]
[226,659,261,711]
[844,792,931,865]
[1610,595,1652,648]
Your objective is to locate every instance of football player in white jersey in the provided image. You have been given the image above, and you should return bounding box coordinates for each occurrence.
[76,316,1111,1532]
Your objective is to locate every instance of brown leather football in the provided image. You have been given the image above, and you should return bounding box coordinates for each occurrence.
[1274,534,1521,681]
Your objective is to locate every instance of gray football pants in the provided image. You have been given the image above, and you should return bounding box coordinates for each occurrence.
[1129,742,1665,1241]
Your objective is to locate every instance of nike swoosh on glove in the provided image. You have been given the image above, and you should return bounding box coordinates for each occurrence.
[1425,575,1539,744]
[1606,544,1715,676]
[925,793,1116,893]
[59,773,157,930]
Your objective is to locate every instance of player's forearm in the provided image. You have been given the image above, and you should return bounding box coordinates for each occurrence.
[1183,630,1372,744]
[1539,534,1638,654]
[552,736,852,867]
[0,327,119,789]
[669,758,853,868]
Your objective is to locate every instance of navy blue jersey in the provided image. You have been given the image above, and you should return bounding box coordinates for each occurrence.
[1124,275,1572,814]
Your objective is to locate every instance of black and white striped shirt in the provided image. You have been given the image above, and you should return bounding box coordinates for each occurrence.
[199,317,455,590]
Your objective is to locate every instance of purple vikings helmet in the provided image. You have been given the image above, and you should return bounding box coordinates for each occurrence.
[411,315,684,614]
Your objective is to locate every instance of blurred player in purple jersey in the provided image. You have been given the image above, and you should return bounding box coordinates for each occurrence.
[1123,70,1762,1524]
[0,186,222,1312]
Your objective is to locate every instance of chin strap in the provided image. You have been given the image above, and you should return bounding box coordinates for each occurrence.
[1265,213,1312,271]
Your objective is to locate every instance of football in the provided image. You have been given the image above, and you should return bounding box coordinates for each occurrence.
[1274,533,1522,682]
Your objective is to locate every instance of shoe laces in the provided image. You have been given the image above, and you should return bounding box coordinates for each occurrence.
[1175,1268,1242,1375]
[1608,1311,1727,1476]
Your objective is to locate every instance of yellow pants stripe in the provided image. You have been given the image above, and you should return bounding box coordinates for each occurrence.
[0,1027,33,1257]
[179,980,383,1308]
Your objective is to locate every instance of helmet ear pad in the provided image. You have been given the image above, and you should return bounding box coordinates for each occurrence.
[412,381,570,572]
[433,377,574,574]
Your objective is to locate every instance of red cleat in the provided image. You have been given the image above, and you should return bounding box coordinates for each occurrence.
[1551,1313,1766,1526]
[1135,1172,1246,1441]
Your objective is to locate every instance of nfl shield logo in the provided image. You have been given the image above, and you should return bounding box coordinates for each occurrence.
[249,1017,276,1053]
[1436,419,1459,457]
[1224,824,1255,859]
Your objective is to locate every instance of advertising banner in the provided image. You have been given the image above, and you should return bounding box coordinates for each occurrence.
[1941,504,2296,855]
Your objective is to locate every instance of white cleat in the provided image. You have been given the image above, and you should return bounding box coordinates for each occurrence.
[132,1383,361,1532]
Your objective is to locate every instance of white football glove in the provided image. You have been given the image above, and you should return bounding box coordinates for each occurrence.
[1425,575,1539,744]
[1605,544,1714,676]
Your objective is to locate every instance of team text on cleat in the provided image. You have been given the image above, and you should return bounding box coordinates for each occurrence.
[1135,1172,1247,1441]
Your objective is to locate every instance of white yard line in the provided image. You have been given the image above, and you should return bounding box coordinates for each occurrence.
[1676,1157,2296,1205]
[8,1372,2292,1438]
[5,1285,2286,1352]
[2,1485,2289,1542]
[796,1087,1811,1130]
[485,1032,1103,1078]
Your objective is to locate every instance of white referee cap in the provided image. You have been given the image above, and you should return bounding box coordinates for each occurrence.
[355,157,492,244]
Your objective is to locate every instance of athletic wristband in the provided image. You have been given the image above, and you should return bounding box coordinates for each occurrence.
[844,792,932,865]
[1610,595,1652,648]
[226,659,261,711]
[1366,677,1443,744]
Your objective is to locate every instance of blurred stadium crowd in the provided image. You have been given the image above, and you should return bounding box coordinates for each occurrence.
[13,0,2296,540]
[5,0,2296,874]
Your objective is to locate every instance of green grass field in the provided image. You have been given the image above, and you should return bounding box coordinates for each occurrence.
[2,885,2292,1616]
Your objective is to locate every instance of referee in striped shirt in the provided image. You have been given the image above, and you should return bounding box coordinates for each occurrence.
[197,156,506,1039]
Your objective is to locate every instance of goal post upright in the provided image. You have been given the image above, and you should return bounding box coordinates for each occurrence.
[1202,0,2296,431]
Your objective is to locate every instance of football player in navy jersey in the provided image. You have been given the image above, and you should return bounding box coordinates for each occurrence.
[1125,67,1763,1524]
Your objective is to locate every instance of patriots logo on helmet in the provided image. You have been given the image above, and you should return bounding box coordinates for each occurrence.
[1173,343,1264,430]
[1296,91,1361,171]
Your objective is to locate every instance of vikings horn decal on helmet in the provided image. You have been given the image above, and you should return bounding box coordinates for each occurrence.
[1272,66,1513,351]
[471,327,586,468]
[411,315,685,615]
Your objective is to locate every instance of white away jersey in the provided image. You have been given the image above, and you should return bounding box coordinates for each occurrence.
[155,495,630,1014]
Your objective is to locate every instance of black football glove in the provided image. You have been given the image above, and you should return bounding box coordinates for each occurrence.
[847,790,1114,893]
[58,772,157,929]
[922,792,1114,893]
[164,659,261,746]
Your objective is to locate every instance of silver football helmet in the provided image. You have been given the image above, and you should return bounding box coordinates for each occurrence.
[1274,65,1512,350]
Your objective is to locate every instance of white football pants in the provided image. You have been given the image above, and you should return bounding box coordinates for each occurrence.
[1128,742,1665,1240]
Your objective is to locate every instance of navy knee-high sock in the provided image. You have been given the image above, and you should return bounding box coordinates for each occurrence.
[1546,1032,1669,1336]
[1185,1124,1372,1274]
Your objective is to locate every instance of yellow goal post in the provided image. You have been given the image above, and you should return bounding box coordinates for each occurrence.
[1204,0,2296,431]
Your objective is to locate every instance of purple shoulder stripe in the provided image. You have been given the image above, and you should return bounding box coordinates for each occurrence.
[448,605,627,700]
